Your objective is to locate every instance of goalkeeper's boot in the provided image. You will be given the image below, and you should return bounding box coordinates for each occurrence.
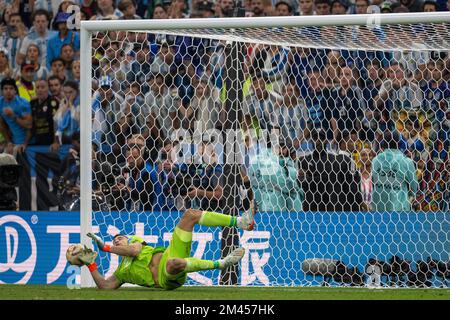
[218,247,245,269]
[239,201,255,231]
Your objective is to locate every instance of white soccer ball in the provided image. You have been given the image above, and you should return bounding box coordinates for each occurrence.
[66,243,84,266]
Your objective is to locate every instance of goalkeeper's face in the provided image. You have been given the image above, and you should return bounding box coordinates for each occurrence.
[113,235,128,246]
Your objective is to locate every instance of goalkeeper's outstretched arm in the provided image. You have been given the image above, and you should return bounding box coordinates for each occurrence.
[78,247,122,290]
[87,232,142,257]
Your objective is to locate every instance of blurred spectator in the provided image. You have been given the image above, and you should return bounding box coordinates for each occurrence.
[17,9,53,67]
[118,0,142,19]
[328,65,366,149]
[60,43,75,78]
[188,76,221,132]
[149,42,174,77]
[274,81,309,149]
[323,50,345,88]
[0,77,32,210]
[423,0,438,10]
[54,80,80,147]
[122,144,154,211]
[50,57,67,82]
[92,75,124,158]
[372,130,419,212]
[185,141,224,211]
[0,47,13,82]
[315,0,331,14]
[23,43,50,80]
[48,75,63,101]
[4,12,27,71]
[380,1,393,12]
[34,0,61,19]
[71,59,80,84]
[16,62,36,101]
[359,147,375,211]
[423,60,450,123]
[57,131,80,210]
[399,0,425,12]
[297,0,315,15]
[251,0,269,16]
[355,0,369,13]
[91,0,124,20]
[28,79,61,210]
[337,129,359,172]
[331,0,349,14]
[152,3,169,19]
[275,0,294,15]
[47,12,80,70]
[216,0,236,17]
[298,128,364,211]
[144,73,176,142]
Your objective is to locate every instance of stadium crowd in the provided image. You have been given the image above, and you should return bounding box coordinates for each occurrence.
[0,0,448,213]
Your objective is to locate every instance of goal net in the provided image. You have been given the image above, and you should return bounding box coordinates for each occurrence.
[80,13,450,288]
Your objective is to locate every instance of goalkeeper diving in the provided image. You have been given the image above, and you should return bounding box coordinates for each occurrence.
[77,205,255,290]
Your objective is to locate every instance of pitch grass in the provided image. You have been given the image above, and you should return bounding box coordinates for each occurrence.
[0,285,449,300]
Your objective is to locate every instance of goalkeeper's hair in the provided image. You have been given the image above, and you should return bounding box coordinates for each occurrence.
[113,234,148,246]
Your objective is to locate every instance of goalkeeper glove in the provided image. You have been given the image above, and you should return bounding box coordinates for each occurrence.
[87,232,111,252]
[78,245,98,270]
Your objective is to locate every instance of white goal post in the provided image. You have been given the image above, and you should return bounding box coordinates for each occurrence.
[80,13,450,288]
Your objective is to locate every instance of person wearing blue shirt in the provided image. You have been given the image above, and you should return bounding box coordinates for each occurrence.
[46,12,80,70]
[0,77,33,210]
[0,78,32,148]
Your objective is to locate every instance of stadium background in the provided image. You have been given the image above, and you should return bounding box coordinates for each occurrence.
[0,0,449,292]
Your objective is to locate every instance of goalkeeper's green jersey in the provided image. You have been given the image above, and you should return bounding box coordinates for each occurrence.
[113,235,166,287]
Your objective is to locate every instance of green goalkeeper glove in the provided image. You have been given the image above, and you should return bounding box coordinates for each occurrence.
[78,245,98,266]
[87,232,111,252]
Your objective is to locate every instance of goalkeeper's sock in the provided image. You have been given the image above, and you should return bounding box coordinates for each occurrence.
[199,211,238,227]
[184,258,220,273]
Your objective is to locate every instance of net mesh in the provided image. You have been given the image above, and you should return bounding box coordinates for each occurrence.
[86,24,450,287]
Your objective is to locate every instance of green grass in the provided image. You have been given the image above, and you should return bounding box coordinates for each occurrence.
[0,285,449,300]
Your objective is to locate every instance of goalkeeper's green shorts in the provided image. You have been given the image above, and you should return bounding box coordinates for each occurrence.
[157,227,192,290]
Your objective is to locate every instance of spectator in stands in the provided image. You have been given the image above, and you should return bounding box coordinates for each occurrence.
[216,0,236,17]
[92,75,124,159]
[323,50,345,88]
[54,80,80,148]
[423,60,450,123]
[0,77,32,210]
[375,62,423,116]
[60,43,76,79]
[145,73,176,142]
[423,0,438,10]
[16,63,37,102]
[243,74,278,133]
[298,128,363,212]
[315,0,331,14]
[118,0,142,19]
[328,65,366,149]
[0,48,13,83]
[149,42,174,77]
[275,81,309,149]
[297,0,315,15]
[91,0,124,19]
[50,57,67,82]
[121,144,154,211]
[337,129,359,172]
[17,9,53,67]
[372,130,418,212]
[359,147,375,211]
[330,0,349,14]
[185,141,225,211]
[400,0,425,12]
[71,60,80,84]
[152,3,169,19]
[24,43,50,80]
[47,12,80,70]
[48,75,63,101]
[188,76,221,133]
[251,0,268,16]
[275,0,294,15]
[355,0,370,13]
[28,79,61,210]
[33,0,61,19]
[4,13,27,71]
[304,69,331,140]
